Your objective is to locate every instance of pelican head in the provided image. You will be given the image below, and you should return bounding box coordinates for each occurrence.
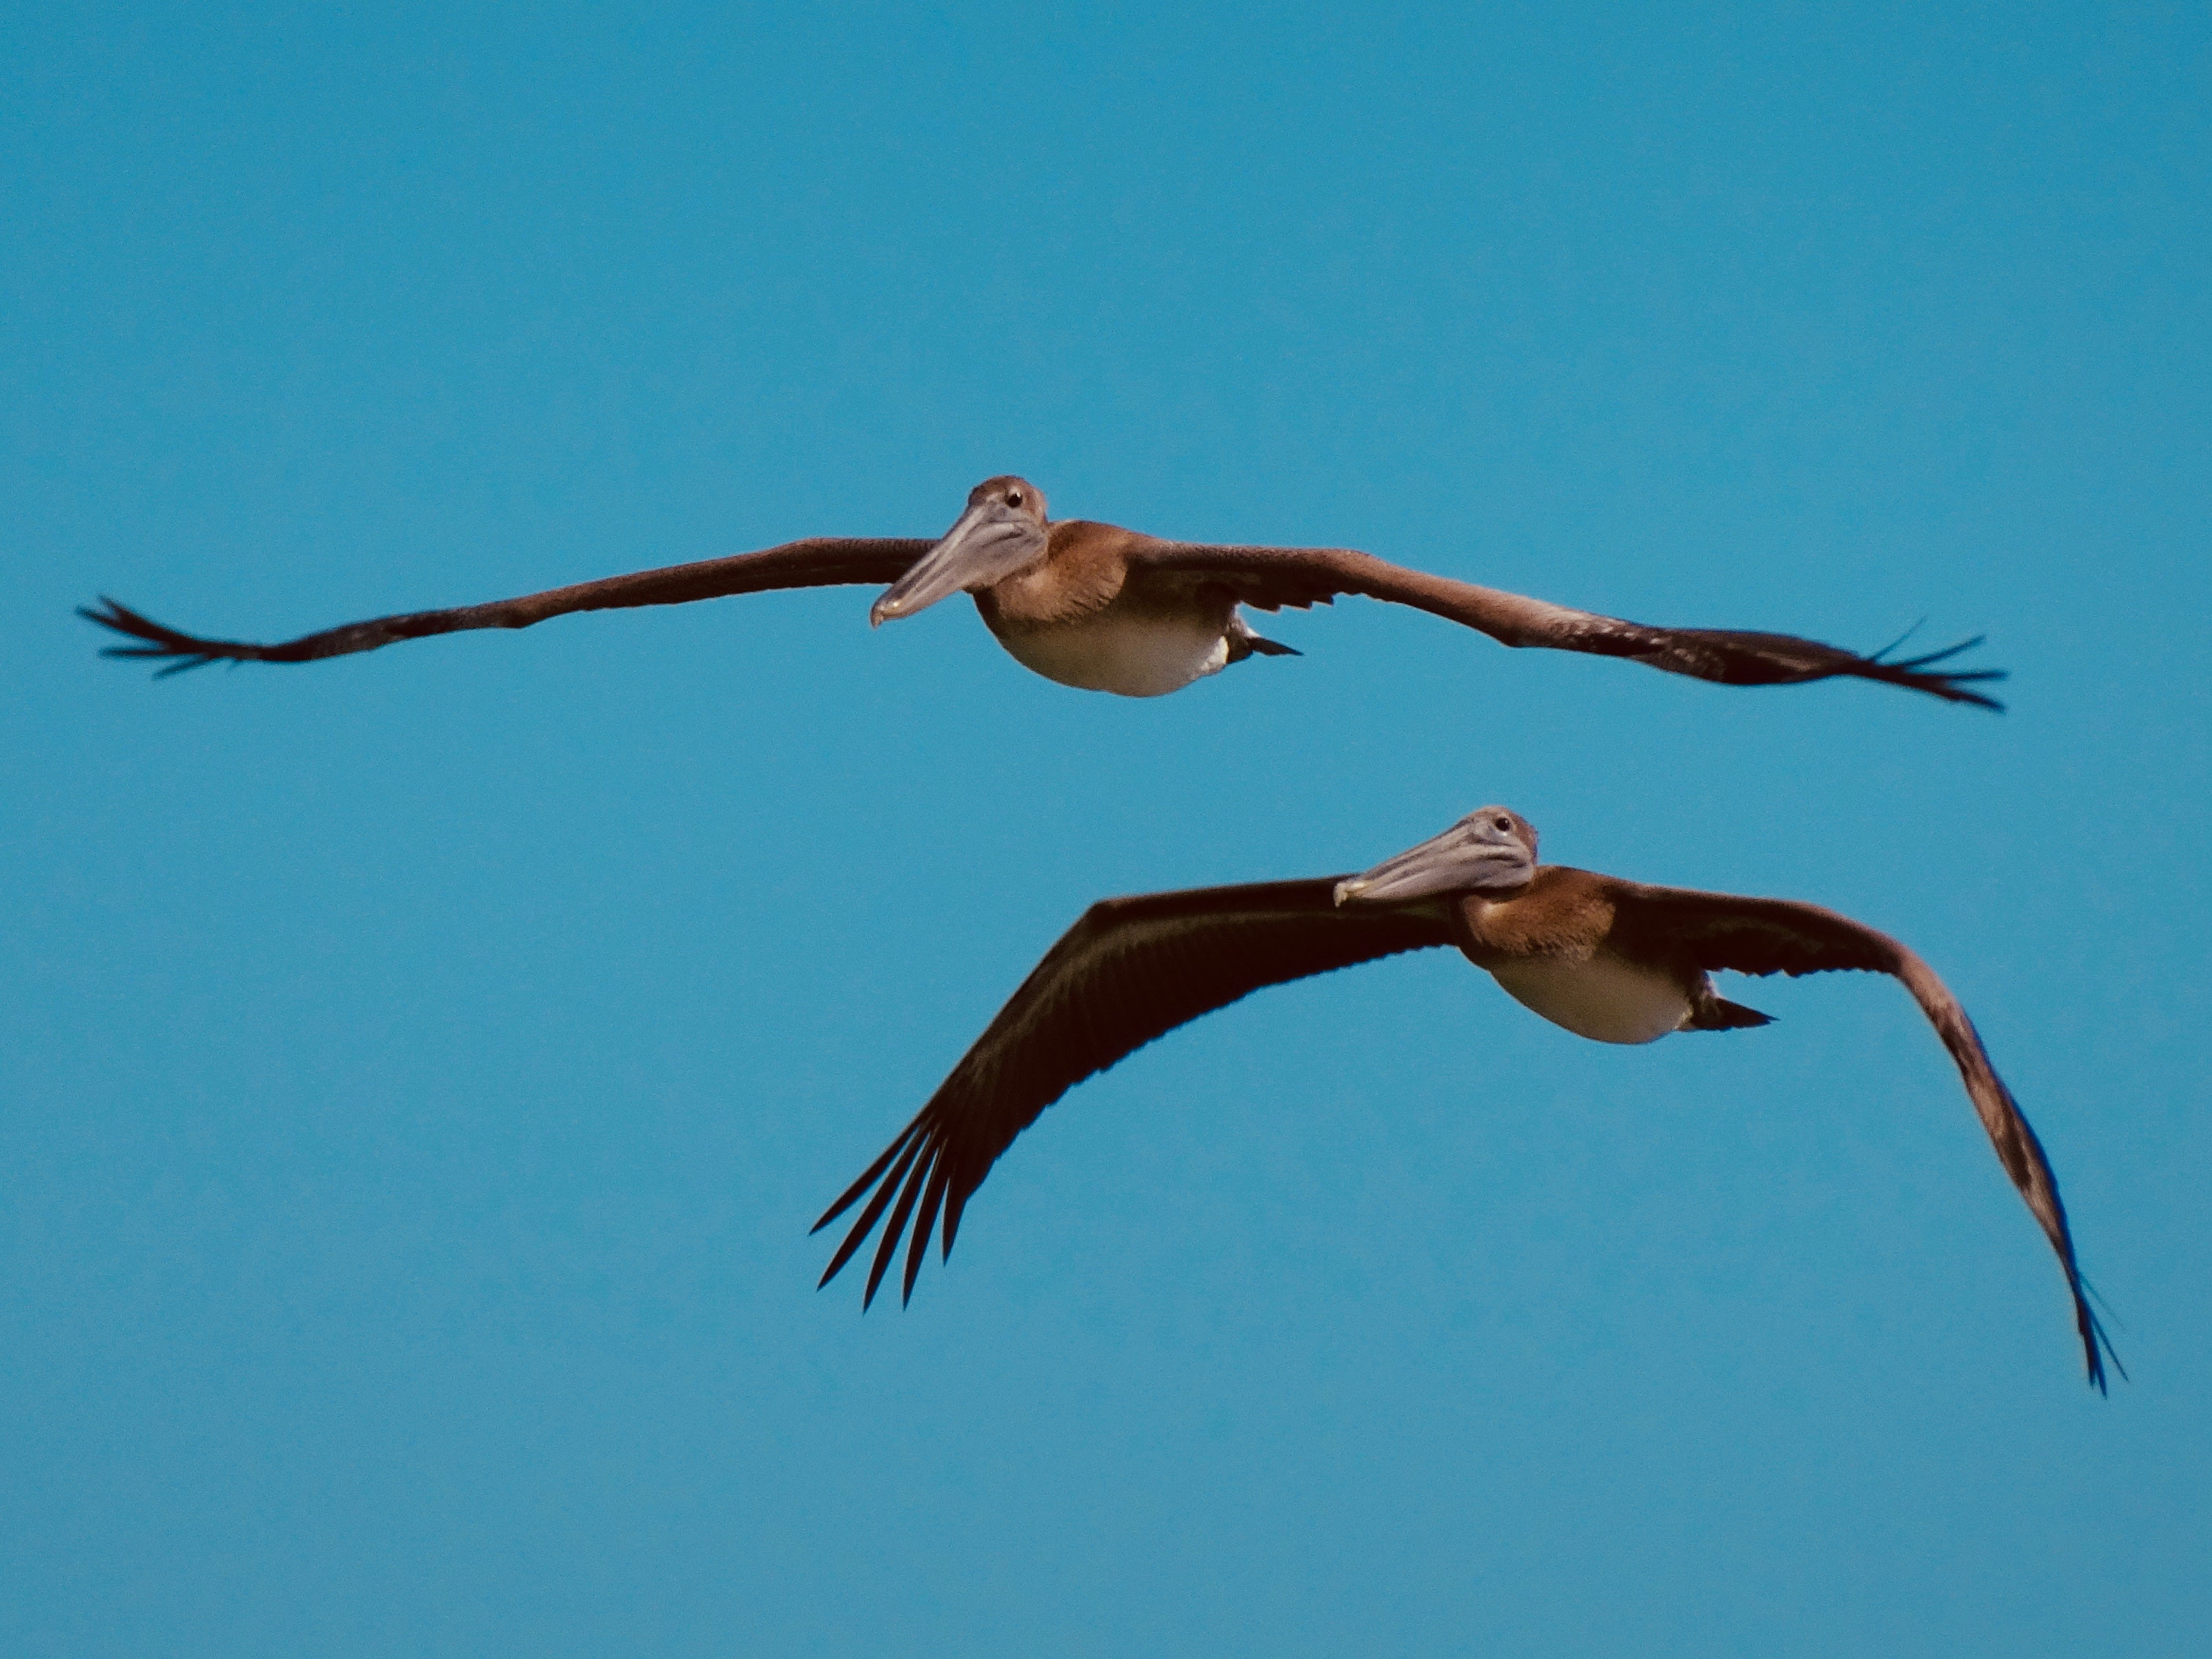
[1333,805,1539,907]
[871,476,1051,626]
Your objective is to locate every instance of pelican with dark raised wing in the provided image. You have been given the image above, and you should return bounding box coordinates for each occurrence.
[82,477,2003,706]
[815,805,2116,1390]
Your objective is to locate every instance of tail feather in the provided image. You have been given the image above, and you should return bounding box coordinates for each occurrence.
[1225,613,1300,664]
[1688,997,1774,1032]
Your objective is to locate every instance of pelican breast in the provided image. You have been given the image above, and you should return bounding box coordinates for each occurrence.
[1489,953,1691,1045]
[987,604,1233,698]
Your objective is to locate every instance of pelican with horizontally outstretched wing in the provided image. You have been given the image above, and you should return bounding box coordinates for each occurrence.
[814,805,2116,1391]
[84,477,2003,705]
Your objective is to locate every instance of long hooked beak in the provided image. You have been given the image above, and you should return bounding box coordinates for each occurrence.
[1333,816,1534,906]
[871,501,1047,626]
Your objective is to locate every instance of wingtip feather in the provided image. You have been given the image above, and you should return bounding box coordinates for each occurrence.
[2075,1281,2125,1394]
[811,1125,916,1235]
[1864,631,2007,711]
[817,1134,927,1305]
[862,1153,933,1310]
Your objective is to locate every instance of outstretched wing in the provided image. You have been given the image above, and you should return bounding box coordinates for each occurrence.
[813,878,1455,1309]
[1134,542,2004,709]
[81,538,933,675]
[1606,881,2119,1390]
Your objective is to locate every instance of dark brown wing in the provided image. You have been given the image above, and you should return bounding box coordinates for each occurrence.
[813,878,1454,1309]
[81,538,933,675]
[1606,880,2119,1390]
[1135,543,2003,709]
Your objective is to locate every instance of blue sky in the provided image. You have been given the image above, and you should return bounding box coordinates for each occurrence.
[4,3,2207,1652]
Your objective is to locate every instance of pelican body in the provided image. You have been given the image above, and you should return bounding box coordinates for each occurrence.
[867,482,1295,696]
[976,550,1251,697]
[815,805,2117,1392]
[83,476,2002,707]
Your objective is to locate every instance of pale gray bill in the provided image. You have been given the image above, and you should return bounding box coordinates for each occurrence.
[1333,805,1535,906]
[869,499,1048,625]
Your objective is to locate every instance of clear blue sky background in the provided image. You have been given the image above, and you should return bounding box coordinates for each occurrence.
[4,3,2207,1653]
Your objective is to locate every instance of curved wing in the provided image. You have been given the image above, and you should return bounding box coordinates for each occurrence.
[813,878,1454,1309]
[1607,881,2119,1390]
[1135,543,2004,708]
[81,538,933,675]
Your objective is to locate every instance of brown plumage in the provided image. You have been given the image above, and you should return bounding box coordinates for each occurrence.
[82,476,2003,705]
[815,805,2117,1392]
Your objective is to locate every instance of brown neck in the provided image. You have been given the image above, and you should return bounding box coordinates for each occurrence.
[1451,867,1620,967]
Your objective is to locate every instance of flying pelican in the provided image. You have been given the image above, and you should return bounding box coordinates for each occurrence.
[82,477,2002,705]
[814,805,2115,1390]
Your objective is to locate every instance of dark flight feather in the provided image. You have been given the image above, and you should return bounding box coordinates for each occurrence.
[813,879,1454,1304]
[1606,881,2121,1391]
[80,538,932,672]
[1139,543,2005,707]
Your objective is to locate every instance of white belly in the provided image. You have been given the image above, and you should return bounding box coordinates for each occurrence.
[1490,954,1690,1045]
[993,609,1231,698]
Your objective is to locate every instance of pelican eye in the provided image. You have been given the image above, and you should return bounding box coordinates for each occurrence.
[1494,817,1512,832]
[1006,491,1023,507]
